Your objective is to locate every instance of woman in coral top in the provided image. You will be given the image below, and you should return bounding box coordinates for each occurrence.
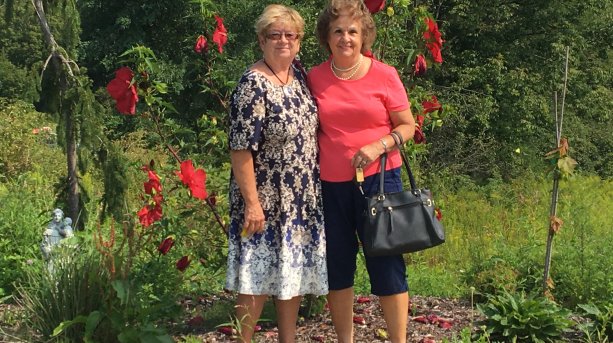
[308,1,415,342]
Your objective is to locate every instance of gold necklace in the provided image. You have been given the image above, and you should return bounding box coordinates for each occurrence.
[330,55,364,81]
[263,60,290,85]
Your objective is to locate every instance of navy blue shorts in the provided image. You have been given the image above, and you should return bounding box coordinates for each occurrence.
[322,168,409,296]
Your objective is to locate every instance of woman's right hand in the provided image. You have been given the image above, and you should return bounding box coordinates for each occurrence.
[242,201,266,237]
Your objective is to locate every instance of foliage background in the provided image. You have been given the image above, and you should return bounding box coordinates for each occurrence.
[0,0,612,340]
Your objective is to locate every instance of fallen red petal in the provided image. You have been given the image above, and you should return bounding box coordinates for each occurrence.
[426,314,440,323]
[439,321,453,329]
[353,316,366,325]
[217,326,234,335]
[413,315,429,324]
[356,296,371,303]
[186,315,204,327]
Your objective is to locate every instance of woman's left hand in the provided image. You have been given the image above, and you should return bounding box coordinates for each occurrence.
[351,142,385,168]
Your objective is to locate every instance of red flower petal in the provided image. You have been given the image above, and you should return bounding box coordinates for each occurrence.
[422,96,442,114]
[364,0,386,14]
[106,67,138,115]
[217,326,234,335]
[144,170,162,195]
[413,315,429,324]
[114,66,134,82]
[158,237,174,255]
[194,35,208,54]
[356,296,371,304]
[177,160,208,200]
[137,203,162,227]
[414,54,427,76]
[439,320,453,329]
[413,127,426,144]
[212,15,228,53]
[353,316,366,325]
[176,255,190,272]
[187,315,204,327]
[423,18,444,64]
[426,314,440,323]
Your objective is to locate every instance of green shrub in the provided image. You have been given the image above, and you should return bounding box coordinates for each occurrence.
[0,174,60,295]
[0,98,63,182]
[577,302,613,342]
[16,246,112,342]
[476,290,573,342]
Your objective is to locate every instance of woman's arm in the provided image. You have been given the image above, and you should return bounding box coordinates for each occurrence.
[351,107,416,168]
[230,150,266,236]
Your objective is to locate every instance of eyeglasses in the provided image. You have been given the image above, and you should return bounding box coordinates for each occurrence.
[265,31,300,41]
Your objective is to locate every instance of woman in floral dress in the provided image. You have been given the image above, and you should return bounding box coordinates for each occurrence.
[225,4,327,342]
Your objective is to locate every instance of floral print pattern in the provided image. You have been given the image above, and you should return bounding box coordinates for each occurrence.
[225,64,328,300]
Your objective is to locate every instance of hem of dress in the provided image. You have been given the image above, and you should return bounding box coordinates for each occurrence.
[223,287,328,301]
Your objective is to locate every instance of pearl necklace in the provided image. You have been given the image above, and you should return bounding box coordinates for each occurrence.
[331,54,363,71]
[330,54,363,81]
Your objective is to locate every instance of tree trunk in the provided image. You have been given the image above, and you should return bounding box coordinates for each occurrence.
[32,0,80,226]
[65,108,79,226]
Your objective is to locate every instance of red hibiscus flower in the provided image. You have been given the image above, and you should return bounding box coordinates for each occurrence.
[212,15,228,53]
[158,237,174,255]
[194,35,208,54]
[106,67,138,115]
[414,54,427,76]
[364,0,386,14]
[176,255,190,272]
[413,114,426,144]
[143,170,162,195]
[423,18,444,63]
[137,203,162,227]
[176,160,208,200]
[422,95,442,114]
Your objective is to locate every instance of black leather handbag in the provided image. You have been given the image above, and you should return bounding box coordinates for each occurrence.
[362,150,445,256]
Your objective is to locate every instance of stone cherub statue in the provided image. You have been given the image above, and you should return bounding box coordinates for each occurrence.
[40,208,73,260]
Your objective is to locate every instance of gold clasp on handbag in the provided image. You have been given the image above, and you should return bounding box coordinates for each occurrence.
[377,194,386,201]
[356,167,364,195]
[424,198,433,207]
[371,207,376,216]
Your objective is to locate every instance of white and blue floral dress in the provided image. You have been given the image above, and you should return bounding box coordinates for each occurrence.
[225,65,328,300]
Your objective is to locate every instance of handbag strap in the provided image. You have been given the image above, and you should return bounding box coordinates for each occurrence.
[378,148,418,195]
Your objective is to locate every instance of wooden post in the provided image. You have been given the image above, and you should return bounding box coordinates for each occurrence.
[542,46,569,294]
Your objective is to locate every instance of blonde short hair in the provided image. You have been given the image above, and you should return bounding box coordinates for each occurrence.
[316,0,376,54]
[254,4,305,40]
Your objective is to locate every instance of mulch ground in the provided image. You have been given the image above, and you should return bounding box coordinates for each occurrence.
[2,294,585,342]
[174,294,481,343]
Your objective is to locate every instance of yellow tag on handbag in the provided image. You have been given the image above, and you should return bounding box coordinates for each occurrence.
[356,167,364,183]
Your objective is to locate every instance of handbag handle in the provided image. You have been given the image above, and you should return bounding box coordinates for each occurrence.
[378,149,418,195]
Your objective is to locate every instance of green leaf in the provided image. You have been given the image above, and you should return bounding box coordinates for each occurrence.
[112,279,130,305]
[557,156,578,176]
[84,311,103,338]
[52,315,87,336]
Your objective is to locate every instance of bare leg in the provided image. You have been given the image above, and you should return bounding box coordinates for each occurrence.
[327,287,355,343]
[274,296,303,343]
[235,294,268,343]
[379,292,409,343]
